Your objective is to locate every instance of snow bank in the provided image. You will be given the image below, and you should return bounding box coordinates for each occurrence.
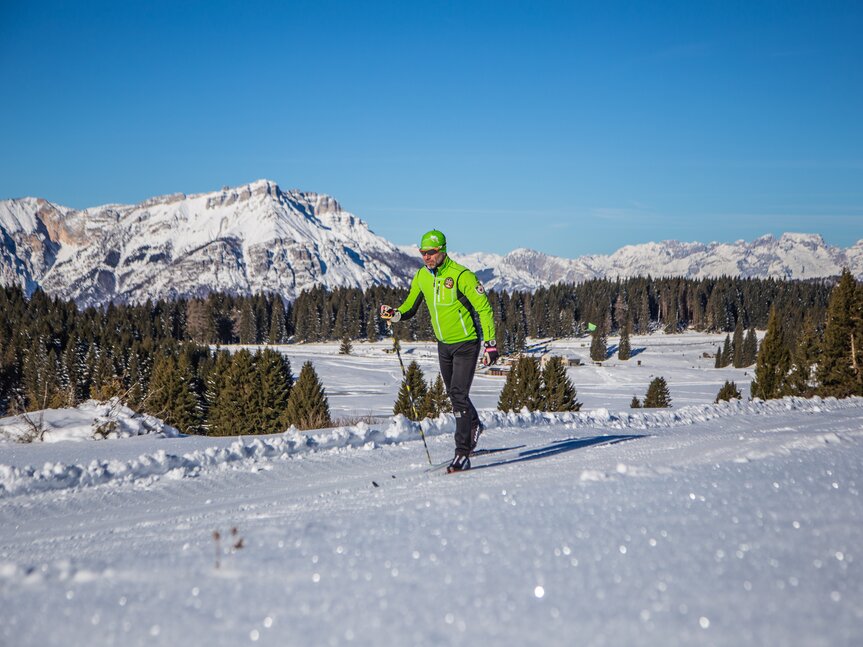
[1,397,861,498]
[0,399,179,443]
[479,395,863,431]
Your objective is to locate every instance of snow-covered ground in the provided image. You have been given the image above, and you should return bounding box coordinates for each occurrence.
[1,332,861,646]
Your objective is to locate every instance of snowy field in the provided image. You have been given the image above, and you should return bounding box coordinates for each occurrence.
[1,332,861,646]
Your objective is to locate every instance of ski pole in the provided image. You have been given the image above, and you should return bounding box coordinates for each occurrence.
[390,327,433,464]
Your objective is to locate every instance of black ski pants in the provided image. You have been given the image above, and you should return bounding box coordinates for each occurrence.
[437,339,481,455]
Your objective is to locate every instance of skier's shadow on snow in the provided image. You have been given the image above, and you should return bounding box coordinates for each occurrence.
[472,434,646,471]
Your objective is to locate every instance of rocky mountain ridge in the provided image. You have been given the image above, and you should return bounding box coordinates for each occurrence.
[2,180,860,305]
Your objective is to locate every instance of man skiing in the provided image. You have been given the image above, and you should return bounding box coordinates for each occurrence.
[380,229,498,473]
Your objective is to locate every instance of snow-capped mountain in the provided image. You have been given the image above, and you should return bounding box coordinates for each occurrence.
[451,234,863,292]
[0,180,416,307]
[2,180,861,305]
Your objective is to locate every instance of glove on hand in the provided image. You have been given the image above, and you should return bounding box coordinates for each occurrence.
[482,340,499,366]
[380,304,401,322]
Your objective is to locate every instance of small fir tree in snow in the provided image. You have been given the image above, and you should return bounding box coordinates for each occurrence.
[203,350,233,435]
[742,327,758,366]
[590,322,608,362]
[750,307,791,400]
[540,356,581,412]
[90,347,123,401]
[125,351,144,410]
[339,336,353,355]
[146,353,202,434]
[497,355,542,412]
[643,376,671,408]
[816,269,863,398]
[630,395,642,408]
[617,320,632,361]
[516,355,543,412]
[209,349,258,435]
[732,318,745,368]
[720,334,733,368]
[422,373,451,418]
[393,361,428,420]
[253,348,293,434]
[285,361,332,430]
[497,364,520,413]
[785,315,819,397]
[715,380,742,403]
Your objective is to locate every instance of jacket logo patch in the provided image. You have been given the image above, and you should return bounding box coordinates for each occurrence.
[475,284,485,294]
[444,277,454,289]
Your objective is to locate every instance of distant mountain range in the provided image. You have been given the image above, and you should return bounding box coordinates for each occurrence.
[451,233,863,292]
[1,179,861,306]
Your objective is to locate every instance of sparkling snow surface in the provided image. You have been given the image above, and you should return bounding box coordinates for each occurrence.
[1,333,861,646]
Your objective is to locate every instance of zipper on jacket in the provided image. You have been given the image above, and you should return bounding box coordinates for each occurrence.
[432,277,442,339]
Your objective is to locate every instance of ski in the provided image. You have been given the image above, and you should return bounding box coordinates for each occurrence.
[425,445,526,473]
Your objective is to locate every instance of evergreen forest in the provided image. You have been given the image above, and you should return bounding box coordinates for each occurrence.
[1,272,861,430]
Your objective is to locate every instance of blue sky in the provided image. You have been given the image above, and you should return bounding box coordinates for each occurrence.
[1,1,861,256]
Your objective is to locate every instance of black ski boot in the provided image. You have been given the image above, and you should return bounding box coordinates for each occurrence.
[446,453,471,473]
[470,422,484,453]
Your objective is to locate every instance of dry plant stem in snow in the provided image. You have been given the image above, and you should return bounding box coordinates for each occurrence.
[212,527,245,569]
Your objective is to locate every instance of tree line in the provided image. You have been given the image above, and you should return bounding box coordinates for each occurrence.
[1,271,859,426]
[0,289,330,432]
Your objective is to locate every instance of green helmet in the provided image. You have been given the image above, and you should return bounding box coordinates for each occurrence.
[419,229,447,252]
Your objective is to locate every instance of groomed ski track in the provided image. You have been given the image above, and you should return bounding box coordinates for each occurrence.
[1,397,862,646]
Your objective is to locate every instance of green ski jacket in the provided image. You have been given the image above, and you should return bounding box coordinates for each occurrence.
[397,255,496,344]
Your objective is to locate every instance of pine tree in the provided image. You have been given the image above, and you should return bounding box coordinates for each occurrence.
[643,376,671,408]
[60,337,85,406]
[714,346,722,369]
[517,355,543,411]
[393,360,428,420]
[816,270,863,398]
[21,339,61,411]
[268,300,288,344]
[236,301,257,345]
[496,354,542,412]
[497,363,520,413]
[145,353,202,434]
[253,349,293,434]
[855,279,863,392]
[742,327,758,366]
[715,380,742,403]
[514,323,527,353]
[638,291,651,334]
[366,307,381,342]
[589,322,608,362]
[630,395,641,408]
[125,350,144,410]
[186,300,214,343]
[208,349,258,435]
[617,319,632,360]
[786,315,819,397]
[285,361,332,430]
[540,356,581,411]
[750,306,791,400]
[732,318,745,368]
[0,338,19,415]
[422,373,451,419]
[204,350,233,435]
[720,335,733,368]
[339,336,353,355]
[90,346,123,400]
